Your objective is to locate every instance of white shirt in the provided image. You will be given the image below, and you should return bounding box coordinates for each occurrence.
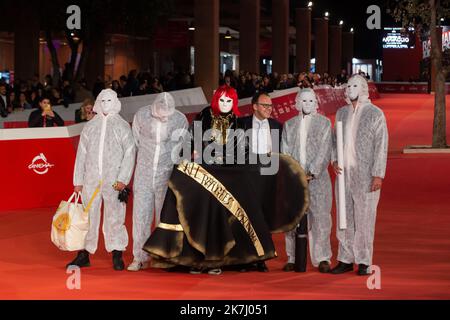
[252,115,272,154]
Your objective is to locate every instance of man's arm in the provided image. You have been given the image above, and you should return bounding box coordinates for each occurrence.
[28,111,42,127]
[117,125,136,186]
[131,113,141,148]
[371,113,389,179]
[52,112,65,126]
[280,122,290,155]
[73,128,89,188]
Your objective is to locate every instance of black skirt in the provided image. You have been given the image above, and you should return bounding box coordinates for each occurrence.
[143,153,309,269]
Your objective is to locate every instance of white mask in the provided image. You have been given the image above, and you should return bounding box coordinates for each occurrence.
[346,78,361,101]
[345,74,372,104]
[93,89,121,115]
[218,93,233,113]
[101,96,114,114]
[295,89,318,115]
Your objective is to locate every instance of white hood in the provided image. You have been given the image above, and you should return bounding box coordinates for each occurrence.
[151,92,175,122]
[345,74,371,106]
[93,89,121,115]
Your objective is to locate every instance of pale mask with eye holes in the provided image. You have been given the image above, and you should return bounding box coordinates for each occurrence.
[296,90,318,115]
[218,93,233,113]
[347,77,361,101]
[101,93,116,114]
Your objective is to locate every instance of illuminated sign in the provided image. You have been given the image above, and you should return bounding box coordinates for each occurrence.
[382,27,415,49]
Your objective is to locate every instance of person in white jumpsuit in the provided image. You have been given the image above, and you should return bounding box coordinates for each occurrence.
[127,92,188,271]
[68,89,136,271]
[331,75,388,275]
[281,88,333,273]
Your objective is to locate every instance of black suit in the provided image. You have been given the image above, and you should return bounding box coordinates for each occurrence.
[0,94,9,118]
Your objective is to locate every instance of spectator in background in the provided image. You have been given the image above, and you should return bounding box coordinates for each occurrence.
[271,72,280,89]
[162,72,176,92]
[313,73,322,86]
[260,75,274,93]
[62,80,75,105]
[16,92,32,110]
[148,78,164,94]
[31,88,44,109]
[8,92,17,112]
[75,98,95,123]
[125,70,139,96]
[287,74,295,88]
[0,83,10,117]
[119,75,128,97]
[112,80,123,97]
[50,88,66,107]
[136,79,148,96]
[297,72,312,89]
[93,76,105,99]
[278,74,289,90]
[44,74,53,91]
[237,74,248,98]
[336,69,348,85]
[31,74,44,92]
[28,96,64,127]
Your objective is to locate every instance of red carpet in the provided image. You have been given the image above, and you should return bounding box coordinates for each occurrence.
[1,94,449,300]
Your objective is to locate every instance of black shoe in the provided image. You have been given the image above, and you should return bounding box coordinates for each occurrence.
[330,261,353,274]
[357,264,370,276]
[282,263,295,272]
[66,250,90,268]
[112,250,125,271]
[318,261,331,273]
[256,262,269,272]
[237,264,250,272]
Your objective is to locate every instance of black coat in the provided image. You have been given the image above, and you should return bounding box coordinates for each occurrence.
[28,109,65,127]
[0,95,10,118]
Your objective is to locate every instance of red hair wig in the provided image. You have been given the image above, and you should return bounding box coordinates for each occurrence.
[211,85,240,116]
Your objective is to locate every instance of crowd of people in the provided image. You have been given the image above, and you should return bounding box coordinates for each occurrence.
[0,68,195,119]
[219,68,368,99]
[1,65,372,128]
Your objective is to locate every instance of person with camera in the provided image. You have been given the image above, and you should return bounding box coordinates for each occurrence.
[28,96,64,127]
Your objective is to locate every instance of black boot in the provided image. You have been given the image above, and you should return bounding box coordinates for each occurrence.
[256,261,269,272]
[330,261,353,274]
[357,264,370,276]
[112,250,125,271]
[66,250,90,268]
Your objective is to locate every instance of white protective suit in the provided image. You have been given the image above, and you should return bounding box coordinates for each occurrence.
[73,89,136,254]
[332,75,388,266]
[131,92,188,263]
[282,88,333,267]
